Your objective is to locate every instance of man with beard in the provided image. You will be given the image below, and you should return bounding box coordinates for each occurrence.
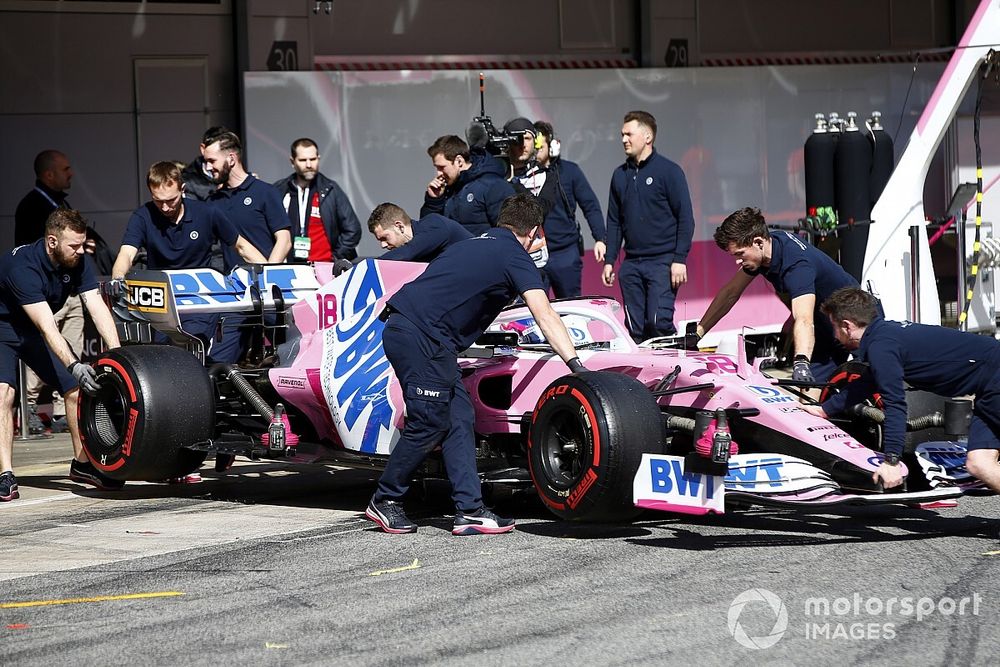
[111,161,267,354]
[202,131,291,363]
[272,138,361,264]
[420,135,515,236]
[0,209,123,501]
[180,126,230,202]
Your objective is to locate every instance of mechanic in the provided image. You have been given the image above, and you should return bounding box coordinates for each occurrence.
[366,193,586,535]
[13,149,113,434]
[272,137,362,264]
[803,288,1000,493]
[696,207,859,383]
[419,134,516,236]
[368,203,472,262]
[203,131,291,364]
[180,126,231,202]
[111,161,268,353]
[0,209,123,502]
[530,120,607,298]
[603,111,695,342]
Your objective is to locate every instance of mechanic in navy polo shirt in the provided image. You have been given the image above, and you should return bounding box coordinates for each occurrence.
[696,207,860,383]
[365,194,585,535]
[603,110,695,342]
[804,288,1000,494]
[0,209,123,502]
[203,131,291,364]
[367,203,472,262]
[111,161,268,353]
[420,134,515,236]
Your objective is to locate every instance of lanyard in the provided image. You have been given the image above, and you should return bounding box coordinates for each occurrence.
[34,186,61,209]
[295,184,310,235]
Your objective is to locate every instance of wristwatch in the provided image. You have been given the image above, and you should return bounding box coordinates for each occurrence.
[883,452,901,466]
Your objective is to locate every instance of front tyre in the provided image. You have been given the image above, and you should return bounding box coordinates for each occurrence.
[528,371,665,522]
[80,345,212,481]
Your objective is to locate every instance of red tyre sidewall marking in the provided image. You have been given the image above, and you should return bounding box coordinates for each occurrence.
[87,358,139,472]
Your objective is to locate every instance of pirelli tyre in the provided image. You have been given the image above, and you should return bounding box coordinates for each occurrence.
[528,371,665,522]
[79,345,212,481]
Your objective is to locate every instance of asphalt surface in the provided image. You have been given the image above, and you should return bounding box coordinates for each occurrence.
[2,435,999,666]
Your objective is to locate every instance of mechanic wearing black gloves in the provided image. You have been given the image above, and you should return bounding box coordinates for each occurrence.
[367,203,472,262]
[0,209,123,502]
[420,135,516,236]
[366,194,582,535]
[803,288,1000,493]
[696,207,861,384]
[111,161,268,354]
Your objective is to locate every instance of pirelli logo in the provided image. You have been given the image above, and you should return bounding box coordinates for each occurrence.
[127,280,168,313]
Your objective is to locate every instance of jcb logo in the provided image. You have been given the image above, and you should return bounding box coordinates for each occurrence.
[128,281,168,313]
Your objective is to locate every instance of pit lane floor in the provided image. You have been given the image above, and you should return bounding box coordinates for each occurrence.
[2,435,999,665]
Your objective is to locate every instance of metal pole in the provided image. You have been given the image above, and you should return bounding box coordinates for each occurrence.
[957,209,969,331]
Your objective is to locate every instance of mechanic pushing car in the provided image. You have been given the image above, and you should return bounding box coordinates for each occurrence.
[696,207,861,384]
[366,193,586,535]
[0,209,123,501]
[804,288,1000,494]
[367,202,472,262]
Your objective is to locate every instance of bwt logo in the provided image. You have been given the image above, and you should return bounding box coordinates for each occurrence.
[128,281,168,313]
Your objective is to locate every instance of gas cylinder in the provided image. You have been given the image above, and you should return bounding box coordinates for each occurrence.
[835,111,872,281]
[804,113,837,227]
[867,111,894,205]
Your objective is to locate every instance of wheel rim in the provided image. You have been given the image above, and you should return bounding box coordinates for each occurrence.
[538,406,591,490]
[85,374,130,456]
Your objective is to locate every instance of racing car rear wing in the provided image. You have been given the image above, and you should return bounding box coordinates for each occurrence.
[110,264,321,336]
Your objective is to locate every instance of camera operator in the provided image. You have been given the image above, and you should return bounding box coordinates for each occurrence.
[420,135,515,236]
[525,121,607,298]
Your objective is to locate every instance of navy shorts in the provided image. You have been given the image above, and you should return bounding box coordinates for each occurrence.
[967,376,1000,451]
[0,334,77,394]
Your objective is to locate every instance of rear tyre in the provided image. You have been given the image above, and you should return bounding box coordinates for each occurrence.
[80,345,212,481]
[528,371,665,522]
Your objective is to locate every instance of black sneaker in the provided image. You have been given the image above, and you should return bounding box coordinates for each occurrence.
[0,471,19,502]
[365,498,417,534]
[28,406,45,435]
[452,507,515,535]
[69,459,126,491]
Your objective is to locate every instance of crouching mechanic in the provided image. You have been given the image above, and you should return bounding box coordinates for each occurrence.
[0,209,123,501]
[368,203,472,262]
[803,288,1000,493]
[366,193,586,535]
[111,161,267,355]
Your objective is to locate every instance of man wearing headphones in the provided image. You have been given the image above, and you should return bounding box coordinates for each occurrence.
[696,207,860,383]
[530,121,607,298]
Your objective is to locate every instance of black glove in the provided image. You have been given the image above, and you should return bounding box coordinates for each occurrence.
[105,278,126,299]
[333,258,354,276]
[567,357,587,374]
[69,361,100,396]
[791,355,814,383]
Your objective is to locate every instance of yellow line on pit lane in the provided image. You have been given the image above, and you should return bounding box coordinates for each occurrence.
[369,558,420,576]
[0,591,184,609]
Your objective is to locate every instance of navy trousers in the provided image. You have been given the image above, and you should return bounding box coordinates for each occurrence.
[619,255,678,341]
[374,313,482,512]
[542,245,583,299]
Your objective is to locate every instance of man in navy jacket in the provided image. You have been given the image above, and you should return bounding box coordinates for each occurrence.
[804,288,1000,494]
[420,135,515,236]
[603,111,695,341]
[368,203,472,263]
[530,121,606,298]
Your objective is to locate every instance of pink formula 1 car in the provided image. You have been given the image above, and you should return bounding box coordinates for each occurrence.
[80,259,986,521]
